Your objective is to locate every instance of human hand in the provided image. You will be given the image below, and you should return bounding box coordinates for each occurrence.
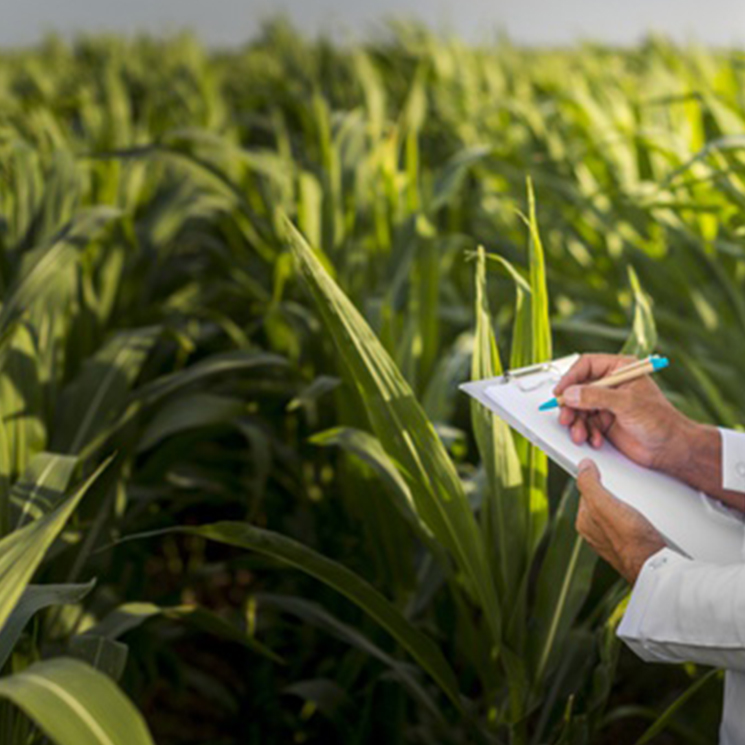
[553,353,695,474]
[576,459,666,584]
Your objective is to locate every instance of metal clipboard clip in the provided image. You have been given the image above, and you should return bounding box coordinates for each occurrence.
[502,354,580,392]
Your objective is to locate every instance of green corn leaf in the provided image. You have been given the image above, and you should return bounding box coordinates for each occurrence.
[0,457,112,635]
[310,426,431,540]
[634,669,719,745]
[512,179,552,554]
[531,482,597,687]
[526,180,552,364]
[10,452,79,530]
[0,657,154,745]
[68,636,129,682]
[421,331,472,423]
[354,52,386,141]
[0,581,95,671]
[0,411,10,539]
[53,327,161,454]
[0,326,16,535]
[476,251,532,296]
[78,351,286,459]
[621,267,657,357]
[0,207,121,336]
[137,393,246,452]
[470,246,524,603]
[174,521,463,709]
[29,150,83,251]
[283,216,502,648]
[413,237,441,389]
[286,375,341,418]
[430,145,492,213]
[129,350,287,404]
[283,678,353,733]
[258,592,445,722]
[312,424,421,599]
[83,601,283,665]
[0,323,47,484]
[525,178,551,551]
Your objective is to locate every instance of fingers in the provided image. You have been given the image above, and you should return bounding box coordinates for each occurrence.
[570,414,588,445]
[596,409,614,433]
[569,412,605,447]
[562,384,630,415]
[554,354,636,395]
[587,413,605,449]
[558,405,576,428]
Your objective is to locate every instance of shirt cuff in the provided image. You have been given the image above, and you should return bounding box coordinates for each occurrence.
[720,428,745,493]
[616,546,689,661]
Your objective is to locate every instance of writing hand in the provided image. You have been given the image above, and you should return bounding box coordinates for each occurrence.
[553,353,693,473]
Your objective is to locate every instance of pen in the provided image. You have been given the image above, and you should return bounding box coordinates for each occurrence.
[538,355,670,411]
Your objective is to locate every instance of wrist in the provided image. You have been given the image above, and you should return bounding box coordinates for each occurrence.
[663,421,721,490]
[623,535,667,585]
[657,418,708,477]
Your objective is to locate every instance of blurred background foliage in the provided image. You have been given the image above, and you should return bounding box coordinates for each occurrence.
[0,18,741,744]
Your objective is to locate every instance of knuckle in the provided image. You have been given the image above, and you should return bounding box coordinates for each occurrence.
[574,354,591,375]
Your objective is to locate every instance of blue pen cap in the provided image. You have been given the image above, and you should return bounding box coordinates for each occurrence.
[651,356,669,371]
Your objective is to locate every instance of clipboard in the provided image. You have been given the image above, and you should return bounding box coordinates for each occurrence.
[461,354,745,564]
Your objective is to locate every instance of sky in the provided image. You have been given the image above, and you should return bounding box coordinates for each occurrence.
[4,0,745,48]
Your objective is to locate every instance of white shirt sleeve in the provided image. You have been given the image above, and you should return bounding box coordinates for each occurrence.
[719,427,745,493]
[618,547,745,671]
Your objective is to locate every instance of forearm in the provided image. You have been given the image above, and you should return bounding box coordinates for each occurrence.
[662,422,745,512]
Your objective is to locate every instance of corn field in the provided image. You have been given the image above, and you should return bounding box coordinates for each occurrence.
[0,19,743,744]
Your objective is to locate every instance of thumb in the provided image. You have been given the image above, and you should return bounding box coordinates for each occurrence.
[577,459,613,506]
[562,384,628,413]
[577,458,601,485]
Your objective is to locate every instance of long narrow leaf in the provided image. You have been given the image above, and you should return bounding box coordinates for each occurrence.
[0,657,154,745]
[0,457,112,634]
[0,581,95,670]
[283,216,502,648]
[470,246,524,603]
[175,521,463,709]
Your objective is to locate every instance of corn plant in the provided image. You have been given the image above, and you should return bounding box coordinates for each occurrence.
[0,24,736,743]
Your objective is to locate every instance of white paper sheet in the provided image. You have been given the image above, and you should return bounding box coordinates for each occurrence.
[461,355,745,564]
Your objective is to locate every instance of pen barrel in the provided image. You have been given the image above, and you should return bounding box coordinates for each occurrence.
[590,360,654,388]
[554,361,654,406]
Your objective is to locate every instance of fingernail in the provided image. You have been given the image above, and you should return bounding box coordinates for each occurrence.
[564,386,580,405]
[578,458,593,473]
